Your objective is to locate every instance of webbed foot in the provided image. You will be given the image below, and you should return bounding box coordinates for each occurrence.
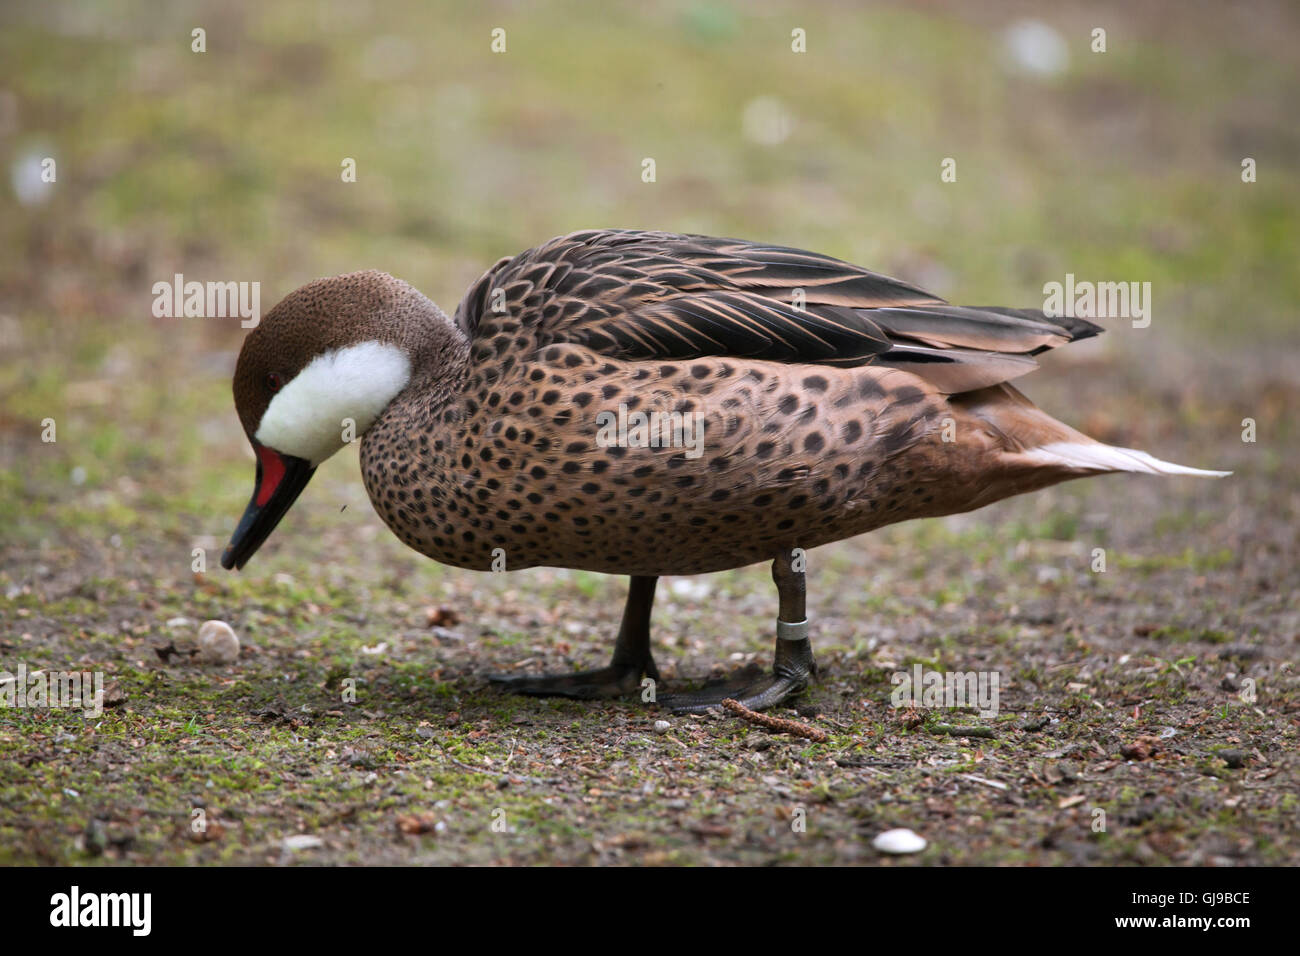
[489,575,659,702]
[658,629,815,714]
[489,659,658,700]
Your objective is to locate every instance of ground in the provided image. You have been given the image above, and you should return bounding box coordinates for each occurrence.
[1,0,1297,866]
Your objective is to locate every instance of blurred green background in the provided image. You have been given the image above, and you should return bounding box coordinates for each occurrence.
[1,0,1296,564]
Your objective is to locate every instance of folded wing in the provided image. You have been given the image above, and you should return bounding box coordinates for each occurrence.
[462,230,1102,395]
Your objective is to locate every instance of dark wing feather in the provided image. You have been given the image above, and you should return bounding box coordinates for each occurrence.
[460,230,1103,394]
[595,293,893,365]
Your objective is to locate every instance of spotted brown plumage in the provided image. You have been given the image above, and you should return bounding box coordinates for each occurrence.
[223,229,1227,712]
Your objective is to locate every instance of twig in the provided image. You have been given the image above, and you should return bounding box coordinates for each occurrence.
[431,740,492,775]
[1046,658,1090,670]
[721,699,829,742]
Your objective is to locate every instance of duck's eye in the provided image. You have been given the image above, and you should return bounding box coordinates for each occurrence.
[266,372,282,392]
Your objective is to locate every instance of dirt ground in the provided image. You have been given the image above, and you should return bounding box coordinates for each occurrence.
[2,348,1296,866]
[1,0,1297,866]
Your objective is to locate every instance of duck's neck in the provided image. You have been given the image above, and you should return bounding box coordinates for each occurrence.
[395,302,472,406]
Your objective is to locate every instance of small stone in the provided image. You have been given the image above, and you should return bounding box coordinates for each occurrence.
[282,834,323,852]
[873,828,927,855]
[1121,735,1162,761]
[669,579,711,601]
[1002,20,1069,77]
[82,819,107,857]
[425,605,460,627]
[1218,749,1248,769]
[197,620,240,663]
[653,719,671,734]
[396,813,439,835]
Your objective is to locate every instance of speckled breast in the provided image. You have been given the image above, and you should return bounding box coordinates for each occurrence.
[360,351,965,577]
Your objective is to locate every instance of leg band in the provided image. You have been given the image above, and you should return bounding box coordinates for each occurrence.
[776,618,808,642]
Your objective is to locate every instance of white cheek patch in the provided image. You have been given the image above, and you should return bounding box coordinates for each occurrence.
[255,340,411,465]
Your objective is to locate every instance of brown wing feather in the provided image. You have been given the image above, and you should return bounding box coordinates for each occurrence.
[455,230,1103,393]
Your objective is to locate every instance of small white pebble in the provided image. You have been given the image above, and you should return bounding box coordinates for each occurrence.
[653,719,671,734]
[282,834,323,852]
[873,828,927,855]
[197,620,240,664]
[741,95,794,146]
[669,579,711,601]
[11,147,57,206]
[1002,19,1069,77]
[166,616,194,629]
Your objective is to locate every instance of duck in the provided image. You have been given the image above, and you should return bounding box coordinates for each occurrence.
[220,229,1227,713]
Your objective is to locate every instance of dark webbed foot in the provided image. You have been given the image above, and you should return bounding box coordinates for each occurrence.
[659,551,816,714]
[659,624,816,714]
[489,576,659,701]
[489,661,657,700]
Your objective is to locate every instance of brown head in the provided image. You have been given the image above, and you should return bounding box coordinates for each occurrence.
[221,270,461,570]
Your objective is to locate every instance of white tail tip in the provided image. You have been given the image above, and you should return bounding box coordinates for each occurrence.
[1024,442,1231,478]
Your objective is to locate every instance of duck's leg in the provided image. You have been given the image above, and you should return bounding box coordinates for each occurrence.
[488,575,660,699]
[660,549,816,714]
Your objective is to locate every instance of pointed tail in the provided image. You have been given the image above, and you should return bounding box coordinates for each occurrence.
[1020,442,1231,478]
[952,383,1231,479]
